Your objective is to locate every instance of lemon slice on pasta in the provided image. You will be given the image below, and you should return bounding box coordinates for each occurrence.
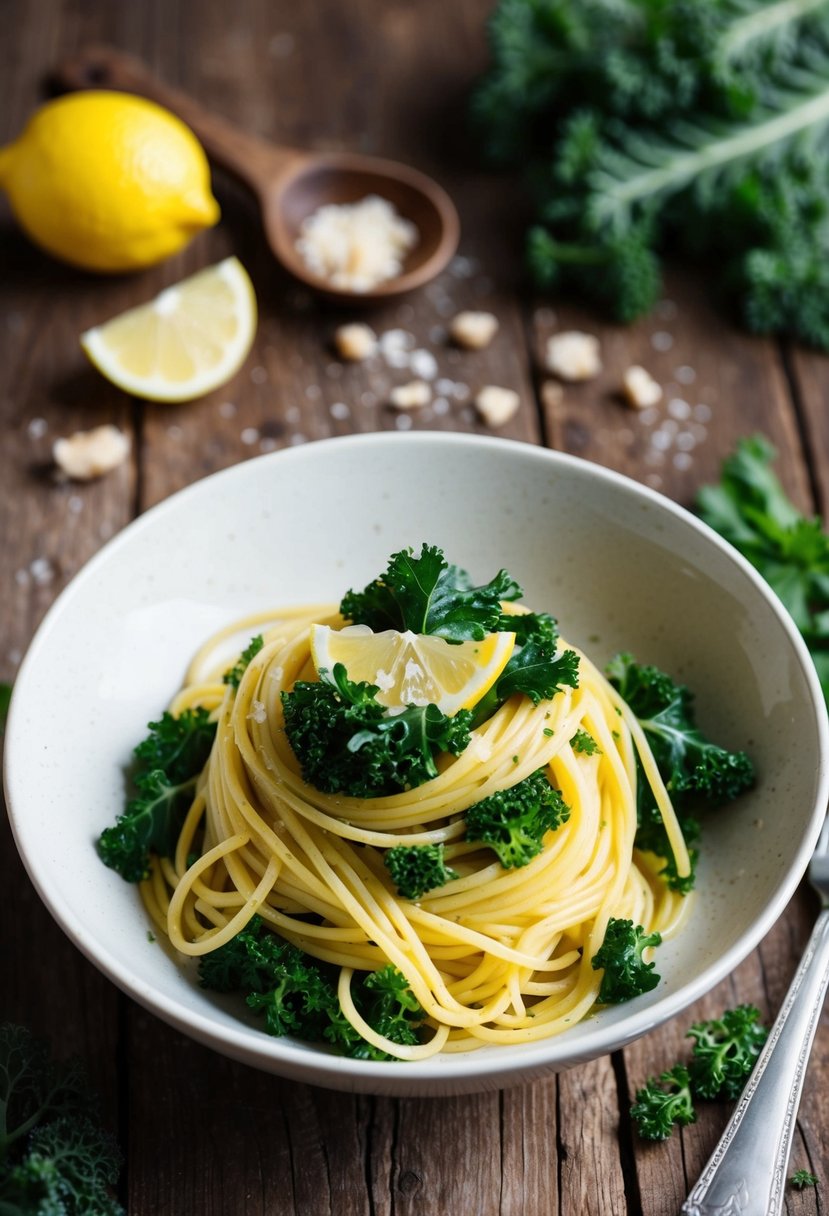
[310,624,516,715]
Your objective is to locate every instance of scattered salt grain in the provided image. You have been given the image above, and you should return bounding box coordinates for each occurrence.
[29,557,55,586]
[675,365,696,385]
[622,365,662,410]
[294,195,418,293]
[673,451,693,471]
[53,425,130,481]
[545,332,602,381]
[395,413,414,430]
[240,427,260,446]
[250,366,268,385]
[389,380,431,410]
[305,384,321,400]
[432,397,450,416]
[219,401,237,418]
[694,403,712,423]
[330,401,351,420]
[289,433,307,445]
[67,495,84,514]
[167,425,183,440]
[650,330,674,352]
[334,322,378,362]
[475,385,520,427]
[449,310,499,350]
[27,417,48,440]
[667,397,692,421]
[409,349,438,380]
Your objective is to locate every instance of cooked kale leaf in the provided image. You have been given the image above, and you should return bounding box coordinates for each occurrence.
[384,844,459,899]
[591,917,662,1004]
[465,768,570,868]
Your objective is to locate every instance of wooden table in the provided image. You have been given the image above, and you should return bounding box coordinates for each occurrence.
[2,3,828,1213]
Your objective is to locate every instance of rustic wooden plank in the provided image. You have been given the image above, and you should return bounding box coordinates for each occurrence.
[787,346,829,518]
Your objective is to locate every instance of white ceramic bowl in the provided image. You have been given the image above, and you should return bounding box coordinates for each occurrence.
[5,432,828,1095]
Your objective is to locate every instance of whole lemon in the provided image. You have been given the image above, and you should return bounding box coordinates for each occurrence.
[0,91,220,272]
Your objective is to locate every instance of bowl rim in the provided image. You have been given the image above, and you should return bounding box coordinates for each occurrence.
[6,431,829,1092]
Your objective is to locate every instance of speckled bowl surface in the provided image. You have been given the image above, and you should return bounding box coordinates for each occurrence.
[5,432,828,1095]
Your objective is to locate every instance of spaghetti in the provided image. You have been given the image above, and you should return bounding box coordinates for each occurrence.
[138,597,693,1060]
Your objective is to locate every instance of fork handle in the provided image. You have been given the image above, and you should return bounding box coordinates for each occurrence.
[683,907,829,1216]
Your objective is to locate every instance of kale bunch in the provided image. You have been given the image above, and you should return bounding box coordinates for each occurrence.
[384,844,459,899]
[474,0,829,346]
[0,1024,123,1215]
[465,768,570,868]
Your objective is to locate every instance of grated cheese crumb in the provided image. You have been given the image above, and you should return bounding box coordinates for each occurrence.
[545,331,602,382]
[475,385,520,427]
[53,425,130,481]
[623,365,662,410]
[449,311,499,350]
[248,700,268,724]
[334,322,378,362]
[295,195,418,293]
[389,380,431,410]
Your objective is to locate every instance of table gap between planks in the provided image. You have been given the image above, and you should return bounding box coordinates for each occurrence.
[1,1,827,1213]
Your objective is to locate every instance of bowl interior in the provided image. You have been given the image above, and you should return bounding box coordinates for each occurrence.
[5,432,827,1095]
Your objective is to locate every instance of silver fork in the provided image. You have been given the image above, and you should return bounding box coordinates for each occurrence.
[682,814,829,1215]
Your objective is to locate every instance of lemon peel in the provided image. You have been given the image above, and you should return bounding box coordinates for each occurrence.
[80,257,257,403]
[0,91,219,272]
[309,624,516,715]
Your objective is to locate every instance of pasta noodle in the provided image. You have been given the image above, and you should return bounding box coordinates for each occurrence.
[140,602,693,1059]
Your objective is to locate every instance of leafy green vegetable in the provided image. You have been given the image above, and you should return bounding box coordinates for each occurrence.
[222,634,264,689]
[470,614,580,727]
[606,653,754,892]
[198,917,423,1061]
[572,729,600,755]
[0,683,11,735]
[465,768,570,868]
[687,1003,768,1099]
[97,708,217,882]
[384,844,459,899]
[790,1168,819,1189]
[0,1024,123,1215]
[282,663,472,797]
[630,1064,697,1141]
[591,917,662,1003]
[340,543,523,641]
[474,0,829,345]
[697,435,829,705]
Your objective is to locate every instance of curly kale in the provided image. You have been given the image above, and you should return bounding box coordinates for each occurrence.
[474,0,829,346]
[687,1003,768,1099]
[98,708,217,882]
[470,611,580,728]
[340,543,522,641]
[790,1169,819,1190]
[198,918,423,1061]
[697,435,829,704]
[465,768,570,868]
[384,844,459,899]
[0,1024,123,1215]
[591,917,662,1004]
[282,663,472,797]
[630,1065,697,1141]
[222,634,264,689]
[606,652,754,893]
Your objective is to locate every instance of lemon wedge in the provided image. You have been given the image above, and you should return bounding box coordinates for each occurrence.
[310,624,516,715]
[80,257,257,402]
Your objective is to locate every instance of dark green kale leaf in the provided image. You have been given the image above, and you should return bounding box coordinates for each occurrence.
[0,1024,123,1216]
[222,634,264,689]
[199,920,423,1061]
[97,707,216,882]
[687,1003,768,1099]
[606,652,754,892]
[282,664,472,797]
[471,613,580,728]
[591,917,662,1004]
[697,435,829,705]
[340,543,522,641]
[384,844,459,899]
[465,768,570,868]
[630,1065,696,1141]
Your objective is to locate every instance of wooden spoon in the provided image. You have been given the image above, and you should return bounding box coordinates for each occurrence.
[51,46,461,304]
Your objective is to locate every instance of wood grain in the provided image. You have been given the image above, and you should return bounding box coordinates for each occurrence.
[1,1,827,1214]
